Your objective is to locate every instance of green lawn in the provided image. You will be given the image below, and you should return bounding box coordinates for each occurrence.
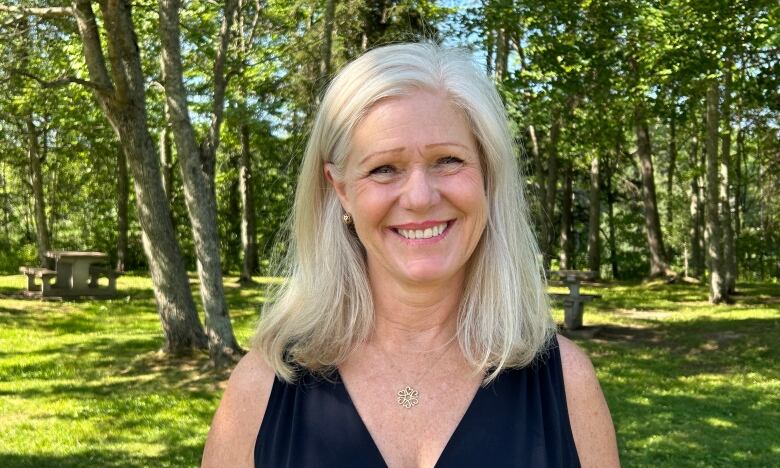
[1,275,778,467]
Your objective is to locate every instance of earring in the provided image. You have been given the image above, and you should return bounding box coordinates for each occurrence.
[342,213,353,225]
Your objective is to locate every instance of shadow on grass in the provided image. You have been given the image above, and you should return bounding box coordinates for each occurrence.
[572,303,780,466]
[0,444,204,468]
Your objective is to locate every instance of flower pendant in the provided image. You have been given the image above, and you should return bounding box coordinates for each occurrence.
[397,386,419,408]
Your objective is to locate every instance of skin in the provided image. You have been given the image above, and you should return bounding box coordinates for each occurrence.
[202,90,620,467]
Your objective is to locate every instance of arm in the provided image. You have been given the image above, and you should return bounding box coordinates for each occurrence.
[201,349,276,468]
[558,335,620,467]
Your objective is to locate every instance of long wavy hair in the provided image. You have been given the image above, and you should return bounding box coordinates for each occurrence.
[253,42,554,383]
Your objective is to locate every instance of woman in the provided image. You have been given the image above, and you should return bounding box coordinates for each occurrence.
[203,43,619,467]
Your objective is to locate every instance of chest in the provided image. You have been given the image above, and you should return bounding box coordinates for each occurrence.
[255,351,581,468]
[339,363,483,468]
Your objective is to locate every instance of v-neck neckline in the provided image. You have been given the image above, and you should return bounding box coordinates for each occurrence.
[335,369,486,468]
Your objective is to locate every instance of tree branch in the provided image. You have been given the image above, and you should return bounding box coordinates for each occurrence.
[72,0,114,97]
[10,68,111,91]
[204,0,239,159]
[244,0,262,53]
[0,5,74,18]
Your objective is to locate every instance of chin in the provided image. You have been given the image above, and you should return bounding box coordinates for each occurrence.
[398,265,457,285]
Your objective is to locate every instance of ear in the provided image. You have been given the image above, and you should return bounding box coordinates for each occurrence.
[324,163,351,213]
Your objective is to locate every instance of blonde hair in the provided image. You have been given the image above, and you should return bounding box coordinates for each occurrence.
[254,43,554,382]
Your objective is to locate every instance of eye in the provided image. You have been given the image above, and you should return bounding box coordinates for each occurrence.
[437,156,464,166]
[369,165,396,176]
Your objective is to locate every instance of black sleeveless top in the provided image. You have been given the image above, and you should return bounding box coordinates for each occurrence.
[255,337,580,467]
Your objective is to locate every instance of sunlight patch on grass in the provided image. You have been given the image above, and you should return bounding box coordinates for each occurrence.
[704,417,736,429]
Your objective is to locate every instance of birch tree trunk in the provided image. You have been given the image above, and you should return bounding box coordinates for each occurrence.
[71,0,207,351]
[587,155,601,275]
[634,101,672,277]
[706,81,725,303]
[159,0,242,367]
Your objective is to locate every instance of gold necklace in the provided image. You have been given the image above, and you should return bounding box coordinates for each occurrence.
[375,336,456,409]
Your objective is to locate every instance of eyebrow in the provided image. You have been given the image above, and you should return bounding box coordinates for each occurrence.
[359,142,471,165]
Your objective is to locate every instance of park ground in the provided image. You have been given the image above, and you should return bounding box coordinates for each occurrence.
[0,274,778,467]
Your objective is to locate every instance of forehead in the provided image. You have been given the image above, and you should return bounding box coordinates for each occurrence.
[348,90,477,160]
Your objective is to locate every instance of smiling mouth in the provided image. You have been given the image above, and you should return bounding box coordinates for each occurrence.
[393,221,451,240]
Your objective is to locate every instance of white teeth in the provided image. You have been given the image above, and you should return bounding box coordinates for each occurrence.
[397,222,448,240]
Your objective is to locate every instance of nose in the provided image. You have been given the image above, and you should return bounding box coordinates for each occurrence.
[399,167,440,211]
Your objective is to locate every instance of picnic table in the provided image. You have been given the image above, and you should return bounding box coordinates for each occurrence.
[548,270,601,330]
[20,251,121,298]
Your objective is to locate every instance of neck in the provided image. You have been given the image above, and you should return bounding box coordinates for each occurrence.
[368,269,464,352]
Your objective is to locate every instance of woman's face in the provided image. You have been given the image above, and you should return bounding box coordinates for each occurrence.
[326,89,488,288]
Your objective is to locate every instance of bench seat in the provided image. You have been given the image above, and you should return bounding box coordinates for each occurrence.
[88,265,122,290]
[549,293,602,329]
[19,266,57,294]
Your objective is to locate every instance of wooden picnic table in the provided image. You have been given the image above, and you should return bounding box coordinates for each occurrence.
[548,270,601,330]
[20,251,121,298]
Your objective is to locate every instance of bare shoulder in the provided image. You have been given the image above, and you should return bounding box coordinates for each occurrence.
[557,334,620,468]
[201,348,276,468]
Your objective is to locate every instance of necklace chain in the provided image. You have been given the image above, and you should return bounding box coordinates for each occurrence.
[374,335,456,409]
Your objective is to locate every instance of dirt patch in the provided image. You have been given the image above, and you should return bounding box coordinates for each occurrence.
[119,350,232,392]
[612,308,677,320]
[592,324,664,345]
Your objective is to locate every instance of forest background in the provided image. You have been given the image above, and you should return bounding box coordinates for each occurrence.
[0,0,778,368]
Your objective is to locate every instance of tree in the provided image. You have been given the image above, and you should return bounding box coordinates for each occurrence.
[587,155,601,275]
[1,2,209,353]
[705,81,725,303]
[159,0,243,366]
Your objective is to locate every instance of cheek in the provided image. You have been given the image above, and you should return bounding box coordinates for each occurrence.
[349,181,397,223]
[444,170,488,215]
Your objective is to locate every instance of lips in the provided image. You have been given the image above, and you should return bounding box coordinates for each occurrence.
[391,220,451,240]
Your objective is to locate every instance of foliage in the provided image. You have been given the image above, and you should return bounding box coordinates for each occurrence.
[0,0,777,283]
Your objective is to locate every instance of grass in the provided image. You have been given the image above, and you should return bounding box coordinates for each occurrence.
[1,274,778,467]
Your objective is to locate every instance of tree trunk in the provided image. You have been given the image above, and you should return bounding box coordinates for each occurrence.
[159,0,242,367]
[665,105,677,228]
[116,145,129,272]
[320,0,335,79]
[159,102,175,200]
[604,150,619,279]
[527,125,545,237]
[689,135,704,278]
[27,119,50,266]
[239,124,256,283]
[559,160,573,270]
[540,110,562,271]
[705,81,725,303]
[72,0,207,352]
[495,28,509,80]
[634,100,671,277]
[485,29,494,75]
[735,127,744,238]
[721,67,736,294]
[587,155,601,276]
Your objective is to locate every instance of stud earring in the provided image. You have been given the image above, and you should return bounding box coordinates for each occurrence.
[342,213,353,225]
